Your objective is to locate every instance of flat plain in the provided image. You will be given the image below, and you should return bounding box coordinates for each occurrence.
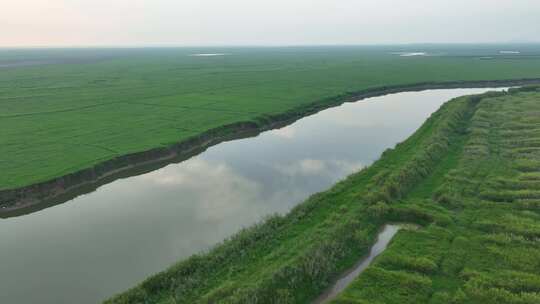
[2,45,540,192]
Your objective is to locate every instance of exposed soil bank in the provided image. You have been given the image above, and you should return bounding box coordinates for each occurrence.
[2,78,540,217]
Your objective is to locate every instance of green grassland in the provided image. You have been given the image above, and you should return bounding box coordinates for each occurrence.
[2,45,540,191]
[104,85,540,303]
[333,86,540,304]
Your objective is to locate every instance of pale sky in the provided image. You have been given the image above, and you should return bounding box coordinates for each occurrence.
[2,0,540,47]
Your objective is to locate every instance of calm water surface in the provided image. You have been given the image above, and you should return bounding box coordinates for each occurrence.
[0,88,505,304]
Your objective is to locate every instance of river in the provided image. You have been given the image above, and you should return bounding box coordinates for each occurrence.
[0,88,506,304]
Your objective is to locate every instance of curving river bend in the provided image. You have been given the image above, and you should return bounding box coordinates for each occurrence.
[0,88,506,304]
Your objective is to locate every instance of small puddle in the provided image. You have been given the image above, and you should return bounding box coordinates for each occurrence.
[313,224,403,304]
[189,53,228,57]
[390,52,428,57]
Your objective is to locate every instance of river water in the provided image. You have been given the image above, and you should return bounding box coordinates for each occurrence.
[0,88,505,304]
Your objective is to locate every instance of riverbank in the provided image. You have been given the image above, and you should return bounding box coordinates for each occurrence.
[2,79,540,217]
[331,85,540,303]
[106,86,540,303]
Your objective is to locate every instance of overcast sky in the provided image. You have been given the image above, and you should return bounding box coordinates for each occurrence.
[2,0,540,47]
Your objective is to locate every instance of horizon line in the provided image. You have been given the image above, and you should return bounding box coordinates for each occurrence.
[2,41,540,49]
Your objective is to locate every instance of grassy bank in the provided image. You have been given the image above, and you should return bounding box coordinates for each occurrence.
[106,88,540,302]
[2,45,540,196]
[332,86,540,304]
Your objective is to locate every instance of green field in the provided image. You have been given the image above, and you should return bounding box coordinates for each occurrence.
[2,45,540,192]
[105,86,540,303]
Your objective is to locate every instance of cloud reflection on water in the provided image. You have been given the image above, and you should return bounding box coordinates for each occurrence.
[0,88,509,304]
[139,158,263,221]
[269,125,297,139]
[274,158,363,177]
